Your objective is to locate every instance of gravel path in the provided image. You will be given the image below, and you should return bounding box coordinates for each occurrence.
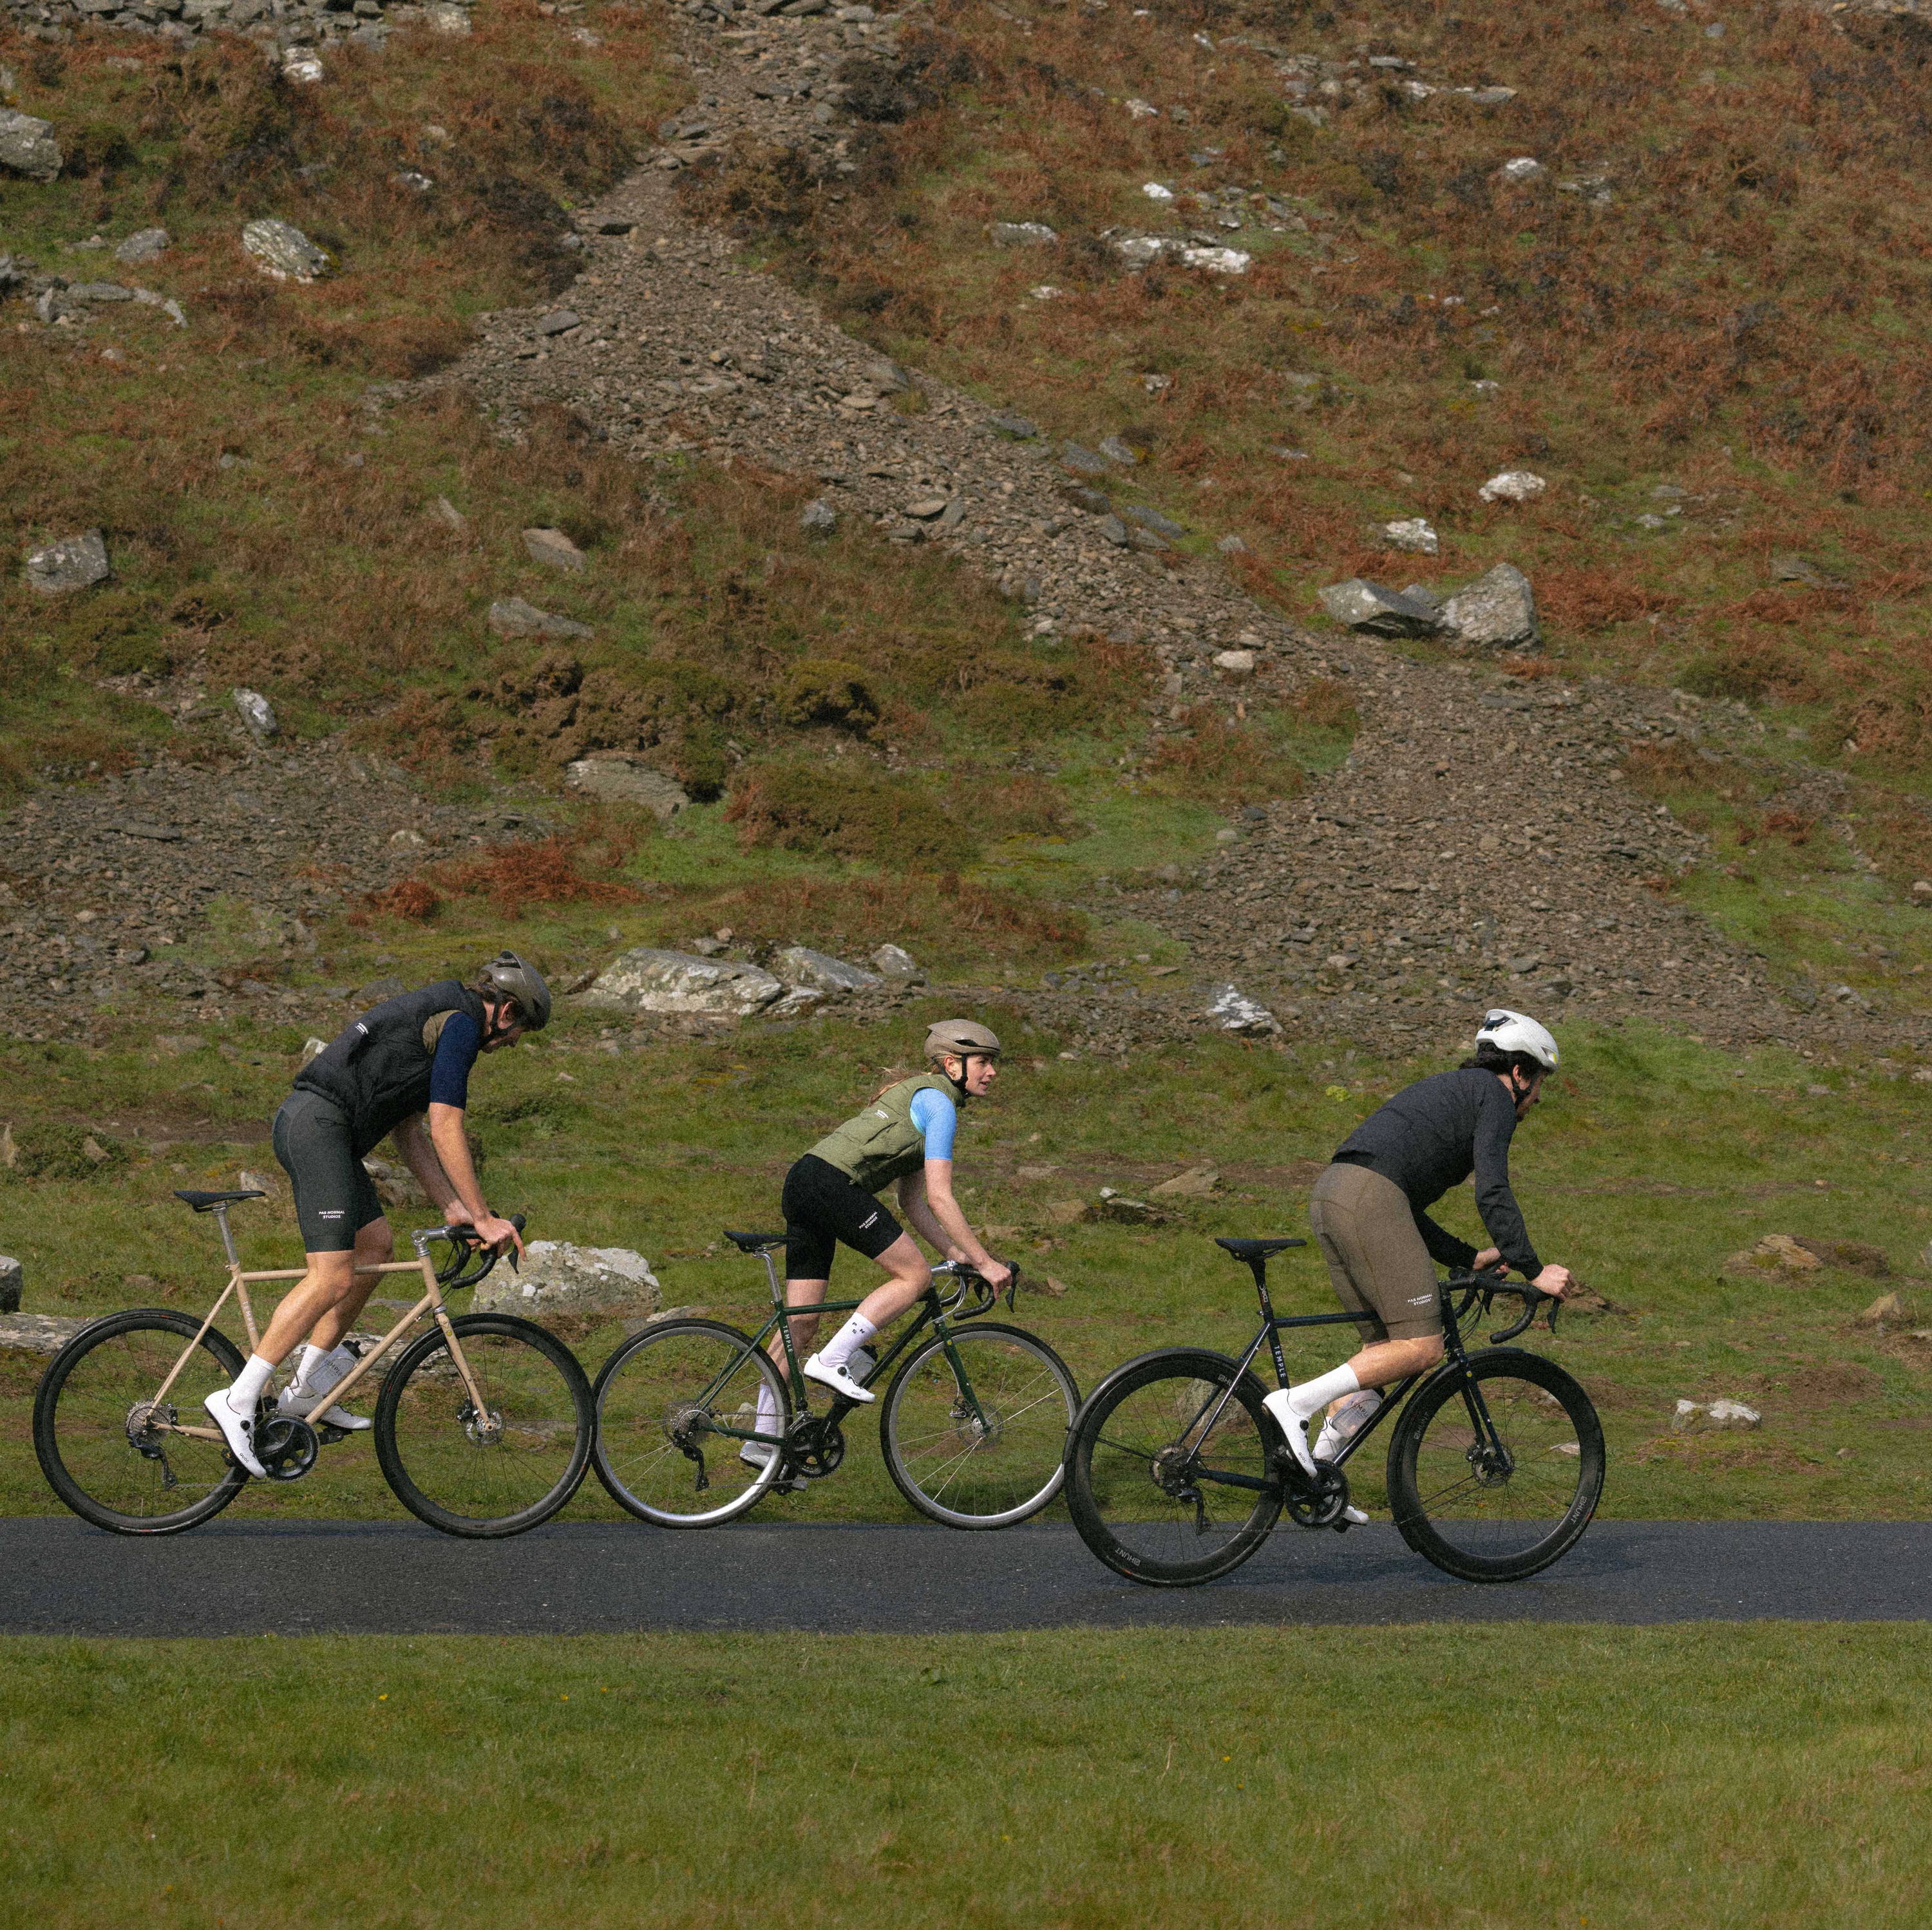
[5,1517,1928,1632]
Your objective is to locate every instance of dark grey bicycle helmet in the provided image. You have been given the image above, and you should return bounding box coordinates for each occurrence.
[477,950,552,1030]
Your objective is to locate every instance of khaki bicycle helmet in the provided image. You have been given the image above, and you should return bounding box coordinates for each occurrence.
[477,950,553,1030]
[925,1018,1002,1063]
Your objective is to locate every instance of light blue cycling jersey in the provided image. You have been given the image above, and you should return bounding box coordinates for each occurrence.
[909,1085,958,1161]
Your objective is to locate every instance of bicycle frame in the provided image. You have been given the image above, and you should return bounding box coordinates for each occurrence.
[1175,1260,1517,1500]
[147,1204,493,1446]
[711,1245,1001,1457]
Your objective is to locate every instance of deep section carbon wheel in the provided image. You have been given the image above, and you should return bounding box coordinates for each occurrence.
[1063,1348,1282,1586]
[1385,1348,1604,1582]
[33,1309,249,1535]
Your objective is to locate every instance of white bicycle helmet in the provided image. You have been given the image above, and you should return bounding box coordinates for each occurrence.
[1476,1008,1559,1072]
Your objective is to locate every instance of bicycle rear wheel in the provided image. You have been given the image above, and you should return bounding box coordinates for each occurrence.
[374,1314,593,1538]
[1063,1348,1281,1587]
[880,1322,1079,1528]
[591,1319,790,1528]
[1386,1349,1604,1582]
[33,1309,249,1535]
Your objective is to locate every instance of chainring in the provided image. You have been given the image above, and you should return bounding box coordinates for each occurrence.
[1283,1460,1350,1529]
[255,1415,320,1483]
[786,1415,846,1481]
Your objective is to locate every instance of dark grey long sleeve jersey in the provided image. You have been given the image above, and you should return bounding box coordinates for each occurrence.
[1329,1067,1542,1277]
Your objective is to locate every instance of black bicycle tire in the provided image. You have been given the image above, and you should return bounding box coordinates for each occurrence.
[1063,1347,1282,1587]
[1385,1348,1604,1584]
[878,1321,1080,1529]
[33,1308,250,1536]
[589,1318,790,1528]
[373,1313,594,1539]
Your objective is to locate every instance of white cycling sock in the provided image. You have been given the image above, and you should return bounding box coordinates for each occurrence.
[816,1312,878,1372]
[1287,1363,1361,1421]
[293,1342,330,1392]
[755,1378,780,1433]
[227,1354,276,1415]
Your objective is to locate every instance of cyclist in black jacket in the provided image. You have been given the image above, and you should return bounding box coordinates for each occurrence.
[201,952,549,1477]
[1262,1009,1573,1478]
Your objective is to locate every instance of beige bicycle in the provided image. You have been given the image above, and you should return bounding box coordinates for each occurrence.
[32,1188,593,1538]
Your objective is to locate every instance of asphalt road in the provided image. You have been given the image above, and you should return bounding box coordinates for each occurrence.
[1,1517,1927,1634]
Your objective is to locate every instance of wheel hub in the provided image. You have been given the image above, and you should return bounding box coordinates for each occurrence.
[1466,1440,1515,1486]
[1150,1444,1198,1498]
[124,1399,170,1459]
[459,1401,506,1448]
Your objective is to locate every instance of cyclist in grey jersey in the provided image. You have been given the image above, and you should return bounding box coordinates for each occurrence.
[1264,1009,1575,1477]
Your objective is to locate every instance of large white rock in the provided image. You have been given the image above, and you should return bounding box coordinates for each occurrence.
[25,529,109,597]
[1318,577,1441,638]
[580,948,784,1017]
[0,109,61,182]
[565,756,688,821]
[242,218,332,282]
[1672,1397,1761,1434]
[1440,562,1539,651]
[472,1240,661,1321]
[1478,469,1546,504]
[774,946,882,995]
[1207,983,1281,1036]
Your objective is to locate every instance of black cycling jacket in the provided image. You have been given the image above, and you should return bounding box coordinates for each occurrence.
[1330,1066,1542,1277]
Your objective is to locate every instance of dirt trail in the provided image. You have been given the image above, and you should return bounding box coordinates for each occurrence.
[442,5,1920,1059]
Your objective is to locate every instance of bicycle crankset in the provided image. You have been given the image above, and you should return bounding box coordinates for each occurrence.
[1283,1459,1350,1529]
[784,1415,845,1481]
[255,1415,320,1483]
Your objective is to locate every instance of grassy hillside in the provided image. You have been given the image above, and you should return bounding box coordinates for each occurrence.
[714,0,1932,812]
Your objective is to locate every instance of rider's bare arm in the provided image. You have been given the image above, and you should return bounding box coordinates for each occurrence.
[898,1163,1010,1287]
[425,1102,524,1256]
[391,1113,457,1211]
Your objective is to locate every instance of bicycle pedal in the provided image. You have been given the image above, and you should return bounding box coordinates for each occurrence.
[317,1423,349,1446]
[770,1474,804,1495]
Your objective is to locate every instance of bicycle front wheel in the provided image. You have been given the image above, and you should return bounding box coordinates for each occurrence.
[1063,1349,1282,1587]
[374,1314,593,1538]
[33,1309,250,1535]
[591,1319,790,1528]
[1387,1349,1604,1582]
[880,1322,1079,1529]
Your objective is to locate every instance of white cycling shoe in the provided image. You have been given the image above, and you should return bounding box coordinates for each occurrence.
[203,1389,269,1478]
[1260,1388,1317,1475]
[802,1352,875,1403]
[276,1382,373,1433]
[739,1438,777,1469]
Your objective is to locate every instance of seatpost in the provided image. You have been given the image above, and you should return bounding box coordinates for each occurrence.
[211,1203,241,1271]
[1250,1256,1293,1386]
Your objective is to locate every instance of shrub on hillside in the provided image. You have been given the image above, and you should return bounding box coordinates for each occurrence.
[1148,711,1308,808]
[726,762,974,868]
[781,659,882,733]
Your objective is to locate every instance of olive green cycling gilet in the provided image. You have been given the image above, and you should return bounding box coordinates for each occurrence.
[807,1075,958,1194]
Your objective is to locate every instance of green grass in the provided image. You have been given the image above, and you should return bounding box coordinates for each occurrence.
[5,1625,1931,1927]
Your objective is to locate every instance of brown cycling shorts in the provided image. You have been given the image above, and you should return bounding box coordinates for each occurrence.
[1309,1160,1443,1343]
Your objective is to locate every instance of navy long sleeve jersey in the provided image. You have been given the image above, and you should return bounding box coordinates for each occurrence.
[1330,1066,1542,1278]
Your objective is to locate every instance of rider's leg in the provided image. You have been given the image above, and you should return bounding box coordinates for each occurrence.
[1265,1162,1441,1476]
[305,1213,392,1351]
[804,1234,929,1403]
[279,1216,393,1429]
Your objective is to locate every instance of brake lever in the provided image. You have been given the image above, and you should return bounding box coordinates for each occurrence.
[1003,1262,1020,1314]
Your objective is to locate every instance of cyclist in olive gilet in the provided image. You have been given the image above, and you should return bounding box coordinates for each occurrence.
[747,1019,1011,1458]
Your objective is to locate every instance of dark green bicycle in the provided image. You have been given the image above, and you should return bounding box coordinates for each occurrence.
[590,1229,1079,1529]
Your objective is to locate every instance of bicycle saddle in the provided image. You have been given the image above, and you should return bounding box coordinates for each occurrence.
[1215,1236,1307,1260]
[174,1189,266,1212]
[723,1229,786,1254]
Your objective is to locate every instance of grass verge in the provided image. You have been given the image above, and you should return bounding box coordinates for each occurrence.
[5,1625,1931,1928]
